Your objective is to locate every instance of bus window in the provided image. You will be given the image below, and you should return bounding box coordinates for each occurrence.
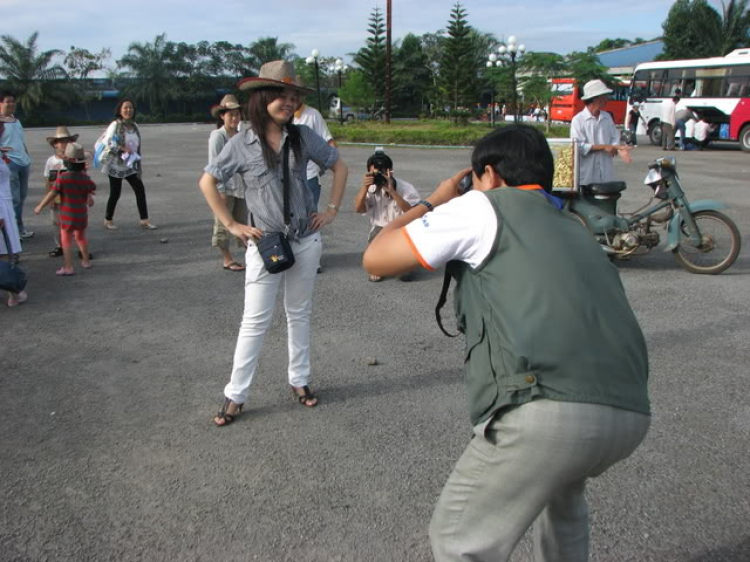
[647,69,665,96]
[631,71,648,102]
[694,77,724,97]
[723,75,750,97]
[683,79,697,97]
[666,69,684,96]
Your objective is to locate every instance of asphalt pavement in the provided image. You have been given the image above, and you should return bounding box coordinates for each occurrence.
[1,124,749,562]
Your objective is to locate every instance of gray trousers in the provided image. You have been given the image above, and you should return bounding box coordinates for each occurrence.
[661,123,675,150]
[429,399,650,562]
[212,195,247,250]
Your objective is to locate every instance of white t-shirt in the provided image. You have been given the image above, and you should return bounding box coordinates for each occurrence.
[43,155,64,179]
[404,191,498,270]
[364,177,421,228]
[694,121,710,141]
[661,99,676,126]
[293,105,333,179]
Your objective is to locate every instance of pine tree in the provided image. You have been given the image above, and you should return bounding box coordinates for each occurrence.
[353,7,386,110]
[439,3,476,113]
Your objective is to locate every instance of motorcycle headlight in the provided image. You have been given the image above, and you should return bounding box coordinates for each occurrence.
[644,168,663,186]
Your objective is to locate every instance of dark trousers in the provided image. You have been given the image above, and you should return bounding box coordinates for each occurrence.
[106,174,149,221]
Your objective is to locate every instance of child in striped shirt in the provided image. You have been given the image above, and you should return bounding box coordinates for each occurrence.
[34,143,95,276]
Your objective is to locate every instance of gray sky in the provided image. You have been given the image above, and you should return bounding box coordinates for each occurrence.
[6,0,683,68]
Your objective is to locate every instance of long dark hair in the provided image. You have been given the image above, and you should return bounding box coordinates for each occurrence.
[246,88,302,168]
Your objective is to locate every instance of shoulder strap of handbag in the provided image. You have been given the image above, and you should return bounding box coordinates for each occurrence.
[282,137,290,234]
[250,137,291,231]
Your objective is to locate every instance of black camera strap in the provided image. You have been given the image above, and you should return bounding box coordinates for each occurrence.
[435,267,459,338]
[250,138,291,233]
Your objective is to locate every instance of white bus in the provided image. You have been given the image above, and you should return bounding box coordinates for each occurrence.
[629,48,750,151]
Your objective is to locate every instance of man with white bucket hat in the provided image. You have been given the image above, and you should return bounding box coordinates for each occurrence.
[570,79,631,187]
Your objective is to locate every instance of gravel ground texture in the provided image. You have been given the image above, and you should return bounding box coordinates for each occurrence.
[1,124,749,562]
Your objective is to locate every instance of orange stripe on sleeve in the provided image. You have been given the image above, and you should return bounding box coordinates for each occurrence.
[402,228,435,271]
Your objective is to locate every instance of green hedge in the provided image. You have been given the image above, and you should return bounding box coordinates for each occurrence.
[329,120,570,146]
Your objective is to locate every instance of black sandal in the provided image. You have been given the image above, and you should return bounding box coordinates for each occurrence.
[214,398,243,426]
[49,247,63,257]
[291,385,319,408]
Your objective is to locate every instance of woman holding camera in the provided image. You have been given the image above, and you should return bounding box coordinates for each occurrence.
[199,61,348,427]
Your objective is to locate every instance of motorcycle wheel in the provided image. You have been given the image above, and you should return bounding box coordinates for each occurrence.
[673,210,741,274]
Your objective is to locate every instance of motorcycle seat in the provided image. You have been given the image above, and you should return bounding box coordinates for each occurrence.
[586,181,627,195]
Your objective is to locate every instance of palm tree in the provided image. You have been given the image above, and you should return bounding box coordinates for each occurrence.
[247,37,296,73]
[0,32,75,115]
[117,33,182,120]
[712,0,750,55]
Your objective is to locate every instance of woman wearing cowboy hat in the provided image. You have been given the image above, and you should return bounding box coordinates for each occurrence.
[199,60,348,426]
[43,126,79,257]
[208,94,247,272]
[34,143,96,276]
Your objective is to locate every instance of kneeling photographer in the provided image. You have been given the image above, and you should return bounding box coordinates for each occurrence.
[354,149,420,282]
[363,125,651,562]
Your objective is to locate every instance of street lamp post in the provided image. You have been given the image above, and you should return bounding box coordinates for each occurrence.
[497,36,526,123]
[486,54,502,127]
[305,49,323,112]
[334,59,348,125]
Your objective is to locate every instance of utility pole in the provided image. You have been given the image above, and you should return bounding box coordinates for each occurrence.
[385,0,392,124]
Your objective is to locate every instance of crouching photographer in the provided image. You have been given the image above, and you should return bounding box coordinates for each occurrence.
[363,125,651,562]
[354,148,420,282]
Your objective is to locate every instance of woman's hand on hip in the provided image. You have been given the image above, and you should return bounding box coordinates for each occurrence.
[228,222,263,244]
[309,210,336,231]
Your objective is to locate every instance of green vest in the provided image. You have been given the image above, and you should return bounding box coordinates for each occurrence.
[451,188,650,426]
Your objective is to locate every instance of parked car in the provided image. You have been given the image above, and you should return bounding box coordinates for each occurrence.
[328,97,382,122]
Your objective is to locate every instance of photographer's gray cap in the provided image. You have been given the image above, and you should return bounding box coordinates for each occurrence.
[581,80,613,101]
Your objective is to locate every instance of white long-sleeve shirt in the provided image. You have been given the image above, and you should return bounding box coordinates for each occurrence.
[661,99,676,126]
[570,107,620,185]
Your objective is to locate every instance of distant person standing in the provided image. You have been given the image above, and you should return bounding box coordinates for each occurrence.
[293,100,336,210]
[0,91,33,239]
[294,98,336,273]
[208,95,246,272]
[100,99,157,230]
[661,95,678,151]
[570,80,631,187]
[626,103,645,146]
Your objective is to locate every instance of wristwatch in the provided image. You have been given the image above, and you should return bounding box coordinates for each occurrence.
[417,199,434,211]
[327,203,340,212]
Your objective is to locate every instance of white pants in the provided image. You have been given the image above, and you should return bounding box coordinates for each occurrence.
[223,234,322,404]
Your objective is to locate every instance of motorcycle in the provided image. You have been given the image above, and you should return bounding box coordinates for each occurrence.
[567,156,741,274]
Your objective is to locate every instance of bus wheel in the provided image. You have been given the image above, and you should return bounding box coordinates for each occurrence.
[740,125,750,152]
[649,122,662,146]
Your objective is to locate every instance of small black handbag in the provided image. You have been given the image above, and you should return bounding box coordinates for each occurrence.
[254,140,295,274]
[0,225,27,293]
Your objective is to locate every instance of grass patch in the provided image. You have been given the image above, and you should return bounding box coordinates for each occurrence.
[329,120,571,146]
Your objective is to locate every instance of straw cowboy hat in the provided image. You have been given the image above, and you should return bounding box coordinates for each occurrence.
[46,126,79,147]
[237,60,314,94]
[210,94,242,119]
[62,142,92,164]
[581,80,613,101]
